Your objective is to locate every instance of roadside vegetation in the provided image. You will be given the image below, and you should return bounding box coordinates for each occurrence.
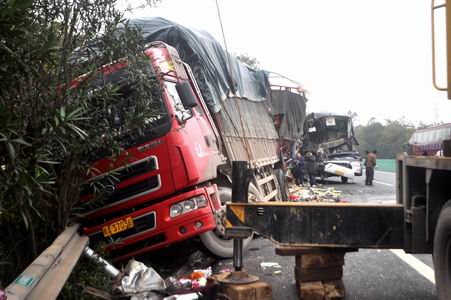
[355,118,434,158]
[0,0,160,288]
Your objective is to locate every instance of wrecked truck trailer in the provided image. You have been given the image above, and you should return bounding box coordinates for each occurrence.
[303,112,362,183]
[268,74,308,162]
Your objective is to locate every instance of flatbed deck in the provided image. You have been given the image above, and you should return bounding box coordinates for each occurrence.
[226,202,404,249]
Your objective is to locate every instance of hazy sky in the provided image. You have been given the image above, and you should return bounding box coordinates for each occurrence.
[124,0,451,125]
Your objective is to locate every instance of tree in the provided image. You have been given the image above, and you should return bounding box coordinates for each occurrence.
[236,53,260,70]
[355,118,420,158]
[0,0,160,283]
[355,120,384,155]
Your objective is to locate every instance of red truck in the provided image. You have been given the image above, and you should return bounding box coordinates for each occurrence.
[78,18,307,261]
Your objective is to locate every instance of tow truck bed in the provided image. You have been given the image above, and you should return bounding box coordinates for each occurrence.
[226,202,404,249]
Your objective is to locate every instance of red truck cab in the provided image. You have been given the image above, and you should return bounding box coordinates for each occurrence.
[79,42,225,261]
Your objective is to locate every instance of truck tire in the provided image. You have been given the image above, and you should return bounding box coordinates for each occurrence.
[433,200,451,300]
[199,184,261,258]
[341,176,348,184]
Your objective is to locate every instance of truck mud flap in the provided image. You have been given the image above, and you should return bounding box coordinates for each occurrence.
[226,202,404,249]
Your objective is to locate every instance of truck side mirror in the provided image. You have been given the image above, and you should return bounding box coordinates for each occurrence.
[175,82,197,109]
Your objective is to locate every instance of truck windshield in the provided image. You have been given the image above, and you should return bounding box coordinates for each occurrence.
[118,84,170,147]
[309,116,349,144]
[86,63,170,151]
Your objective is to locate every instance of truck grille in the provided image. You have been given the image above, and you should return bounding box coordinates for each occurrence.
[80,156,158,197]
[80,174,161,224]
[103,176,160,206]
[80,155,160,211]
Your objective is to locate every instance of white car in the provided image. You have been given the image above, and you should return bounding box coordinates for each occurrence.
[319,152,363,183]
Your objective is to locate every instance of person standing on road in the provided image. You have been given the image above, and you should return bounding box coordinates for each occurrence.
[292,152,305,186]
[365,150,377,186]
[305,151,317,186]
[363,150,369,168]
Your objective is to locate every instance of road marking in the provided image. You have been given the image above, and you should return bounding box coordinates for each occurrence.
[390,249,435,284]
[375,170,396,175]
[373,180,394,187]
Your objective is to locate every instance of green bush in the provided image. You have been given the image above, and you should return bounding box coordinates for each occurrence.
[0,0,160,285]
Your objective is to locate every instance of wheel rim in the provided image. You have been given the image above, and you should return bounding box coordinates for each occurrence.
[213,205,227,237]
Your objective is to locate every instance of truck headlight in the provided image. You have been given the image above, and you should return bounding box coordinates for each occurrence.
[183,200,196,211]
[170,204,183,217]
[193,195,207,208]
[169,195,208,218]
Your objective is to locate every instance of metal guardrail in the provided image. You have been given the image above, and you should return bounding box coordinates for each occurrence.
[5,225,89,300]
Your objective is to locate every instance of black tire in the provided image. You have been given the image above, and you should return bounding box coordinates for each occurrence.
[433,200,451,300]
[341,176,348,184]
[199,184,261,258]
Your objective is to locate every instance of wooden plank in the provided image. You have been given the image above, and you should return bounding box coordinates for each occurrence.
[323,280,345,300]
[296,254,345,269]
[262,190,278,202]
[257,175,274,187]
[295,266,343,282]
[298,281,324,300]
[220,281,272,300]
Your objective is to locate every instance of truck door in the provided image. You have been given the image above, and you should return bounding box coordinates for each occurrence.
[164,81,219,187]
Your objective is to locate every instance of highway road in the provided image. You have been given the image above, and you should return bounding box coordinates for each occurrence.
[211,171,437,299]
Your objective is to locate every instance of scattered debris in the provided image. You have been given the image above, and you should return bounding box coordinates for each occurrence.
[119,259,166,299]
[260,262,282,269]
[117,259,223,300]
[273,270,282,275]
[173,251,216,279]
[289,185,349,203]
[165,267,219,298]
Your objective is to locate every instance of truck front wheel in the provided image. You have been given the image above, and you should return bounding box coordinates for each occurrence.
[199,184,261,258]
[433,200,451,300]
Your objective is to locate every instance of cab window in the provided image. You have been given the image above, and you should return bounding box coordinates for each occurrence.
[165,81,193,123]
